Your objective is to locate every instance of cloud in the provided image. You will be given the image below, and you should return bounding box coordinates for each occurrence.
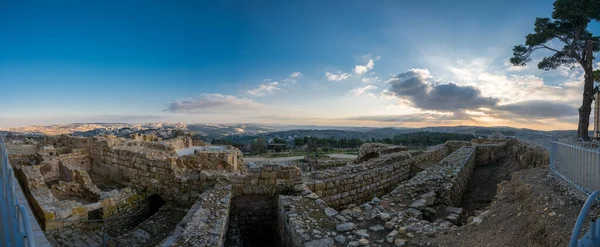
[343,111,473,123]
[350,85,377,97]
[385,68,498,111]
[290,72,303,78]
[449,58,583,107]
[246,81,280,96]
[325,71,352,81]
[494,100,577,119]
[504,61,528,72]
[166,94,267,113]
[361,76,379,83]
[354,59,375,75]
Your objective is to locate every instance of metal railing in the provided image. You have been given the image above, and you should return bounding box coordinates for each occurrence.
[570,190,600,246]
[0,137,35,247]
[549,137,600,195]
[514,132,555,150]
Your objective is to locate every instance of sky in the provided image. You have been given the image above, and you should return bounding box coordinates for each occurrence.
[1,0,599,130]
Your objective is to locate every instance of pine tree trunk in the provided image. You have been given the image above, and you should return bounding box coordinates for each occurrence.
[577,40,595,141]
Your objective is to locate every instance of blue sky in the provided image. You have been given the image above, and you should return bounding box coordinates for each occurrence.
[1,0,598,129]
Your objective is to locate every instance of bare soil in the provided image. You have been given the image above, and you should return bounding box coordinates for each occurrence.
[431,167,600,247]
[461,158,520,215]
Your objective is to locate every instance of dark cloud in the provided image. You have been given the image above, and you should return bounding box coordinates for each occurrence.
[494,100,577,119]
[166,94,266,114]
[386,69,499,111]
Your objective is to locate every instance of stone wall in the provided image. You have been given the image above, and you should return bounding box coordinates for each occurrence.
[304,144,453,209]
[382,145,477,212]
[474,142,507,166]
[162,136,193,150]
[131,133,161,142]
[230,164,302,196]
[46,135,91,150]
[226,195,279,246]
[159,185,232,247]
[506,139,549,169]
[85,136,245,200]
[277,195,342,247]
[303,156,348,171]
[439,146,477,206]
[15,163,145,231]
[88,139,177,198]
[178,147,244,173]
[445,141,472,154]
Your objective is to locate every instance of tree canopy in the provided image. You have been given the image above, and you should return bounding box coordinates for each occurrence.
[510,0,599,140]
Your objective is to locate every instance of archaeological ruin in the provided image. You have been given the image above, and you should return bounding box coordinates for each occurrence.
[5,134,554,247]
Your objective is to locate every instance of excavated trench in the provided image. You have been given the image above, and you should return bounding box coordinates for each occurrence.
[225,195,283,247]
[461,157,520,216]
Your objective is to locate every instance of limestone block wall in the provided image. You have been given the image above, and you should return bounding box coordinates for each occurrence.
[58,163,102,202]
[230,164,302,196]
[41,136,247,201]
[303,156,348,171]
[39,157,61,182]
[163,136,193,150]
[474,142,507,166]
[87,137,185,199]
[277,196,304,247]
[445,140,472,154]
[439,146,476,206]
[227,195,278,246]
[159,185,232,247]
[130,133,161,142]
[277,195,340,247]
[507,139,550,169]
[304,144,452,208]
[46,135,91,150]
[15,163,146,231]
[177,147,244,173]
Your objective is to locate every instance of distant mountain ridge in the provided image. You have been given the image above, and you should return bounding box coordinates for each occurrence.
[0,122,577,139]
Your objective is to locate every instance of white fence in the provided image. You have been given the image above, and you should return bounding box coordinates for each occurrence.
[550,138,600,195]
[0,138,35,247]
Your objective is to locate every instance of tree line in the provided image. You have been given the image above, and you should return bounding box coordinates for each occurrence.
[210,131,475,155]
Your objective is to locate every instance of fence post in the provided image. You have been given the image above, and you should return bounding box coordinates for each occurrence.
[550,135,558,170]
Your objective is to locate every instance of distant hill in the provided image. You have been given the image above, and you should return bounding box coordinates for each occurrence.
[0,122,578,140]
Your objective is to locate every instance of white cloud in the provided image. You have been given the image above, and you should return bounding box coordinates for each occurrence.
[246,81,281,96]
[449,58,581,107]
[361,76,379,83]
[290,72,303,78]
[504,61,528,72]
[166,94,267,113]
[350,85,377,97]
[556,63,583,81]
[325,71,352,81]
[354,59,375,75]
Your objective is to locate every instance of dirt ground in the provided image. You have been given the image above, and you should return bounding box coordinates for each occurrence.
[431,167,599,247]
[5,143,36,155]
[460,158,520,215]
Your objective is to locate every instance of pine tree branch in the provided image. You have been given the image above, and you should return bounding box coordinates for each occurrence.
[541,45,562,53]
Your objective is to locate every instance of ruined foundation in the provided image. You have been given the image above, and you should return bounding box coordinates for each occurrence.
[6,134,551,247]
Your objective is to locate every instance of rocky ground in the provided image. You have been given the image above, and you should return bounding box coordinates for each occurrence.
[323,157,600,247]
[431,167,599,247]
